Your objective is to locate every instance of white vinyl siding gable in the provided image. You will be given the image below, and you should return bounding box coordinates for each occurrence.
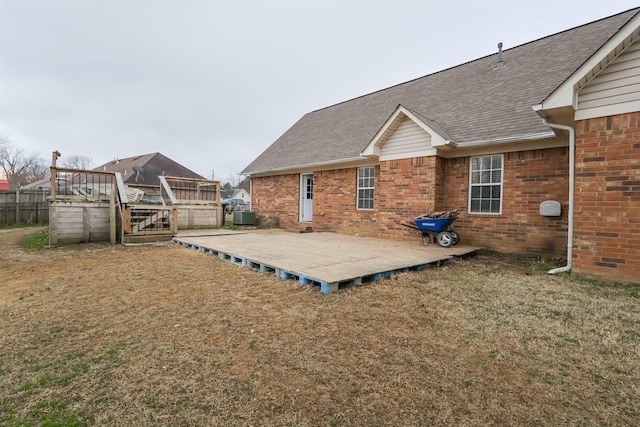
[577,40,640,120]
[379,117,436,161]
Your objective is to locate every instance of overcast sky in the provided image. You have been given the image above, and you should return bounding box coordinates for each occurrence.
[1,0,639,182]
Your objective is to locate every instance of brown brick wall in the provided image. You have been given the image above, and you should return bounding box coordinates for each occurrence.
[251,173,300,229]
[442,148,569,256]
[377,156,443,239]
[573,113,640,284]
[313,167,379,236]
[250,169,380,235]
[250,147,569,257]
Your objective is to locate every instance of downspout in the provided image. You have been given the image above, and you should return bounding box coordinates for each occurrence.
[249,176,253,211]
[542,119,574,274]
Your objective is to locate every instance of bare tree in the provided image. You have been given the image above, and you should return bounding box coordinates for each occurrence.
[223,172,250,189]
[237,176,250,192]
[0,135,47,189]
[61,154,94,170]
[26,157,49,181]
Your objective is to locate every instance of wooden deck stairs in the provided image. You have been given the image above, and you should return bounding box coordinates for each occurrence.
[46,163,222,245]
[115,174,179,244]
[131,207,171,233]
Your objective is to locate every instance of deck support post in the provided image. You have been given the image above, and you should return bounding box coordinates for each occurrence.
[109,191,116,244]
[321,282,339,294]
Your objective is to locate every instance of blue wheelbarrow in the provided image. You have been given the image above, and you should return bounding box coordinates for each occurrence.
[403,216,460,247]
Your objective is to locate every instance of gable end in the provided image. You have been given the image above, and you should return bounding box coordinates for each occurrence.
[361,106,446,160]
[536,9,640,118]
[379,117,437,161]
[577,36,640,119]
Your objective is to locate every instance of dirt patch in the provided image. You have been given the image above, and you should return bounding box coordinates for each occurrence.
[1,240,638,426]
[0,226,47,247]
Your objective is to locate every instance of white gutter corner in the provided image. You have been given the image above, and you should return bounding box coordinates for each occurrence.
[542,119,575,275]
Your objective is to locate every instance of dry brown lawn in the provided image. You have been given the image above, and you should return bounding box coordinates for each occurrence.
[1,229,639,426]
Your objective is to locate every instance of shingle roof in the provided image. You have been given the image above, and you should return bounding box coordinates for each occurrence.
[94,152,205,186]
[243,8,639,175]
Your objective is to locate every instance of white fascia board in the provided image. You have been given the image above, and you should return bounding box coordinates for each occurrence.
[532,103,545,117]
[246,156,374,177]
[360,105,449,157]
[402,108,449,146]
[539,12,640,112]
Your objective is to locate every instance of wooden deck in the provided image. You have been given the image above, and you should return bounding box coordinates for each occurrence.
[172,229,479,294]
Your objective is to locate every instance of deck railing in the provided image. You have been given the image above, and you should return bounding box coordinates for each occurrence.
[48,162,221,243]
[50,167,115,202]
[160,176,220,205]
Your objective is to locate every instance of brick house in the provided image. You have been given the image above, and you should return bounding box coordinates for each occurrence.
[243,8,640,284]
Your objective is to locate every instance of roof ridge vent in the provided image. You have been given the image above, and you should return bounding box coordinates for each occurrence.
[494,42,505,70]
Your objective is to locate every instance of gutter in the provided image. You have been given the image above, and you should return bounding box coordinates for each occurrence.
[542,119,575,275]
[247,130,557,176]
[453,131,556,148]
[244,156,368,177]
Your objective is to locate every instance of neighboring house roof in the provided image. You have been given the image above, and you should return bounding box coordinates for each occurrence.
[94,152,205,186]
[221,189,235,199]
[243,8,639,175]
[20,177,51,190]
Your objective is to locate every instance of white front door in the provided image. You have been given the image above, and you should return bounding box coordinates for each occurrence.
[300,174,313,222]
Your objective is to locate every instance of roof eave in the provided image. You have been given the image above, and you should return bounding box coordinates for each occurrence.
[244,156,370,177]
[455,131,556,148]
[538,10,640,114]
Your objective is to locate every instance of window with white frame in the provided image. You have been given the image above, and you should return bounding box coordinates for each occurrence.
[357,166,375,210]
[469,154,503,214]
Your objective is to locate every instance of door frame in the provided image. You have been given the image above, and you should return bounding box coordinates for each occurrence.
[300,173,313,222]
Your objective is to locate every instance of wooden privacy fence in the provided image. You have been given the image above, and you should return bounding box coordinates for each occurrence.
[0,190,51,225]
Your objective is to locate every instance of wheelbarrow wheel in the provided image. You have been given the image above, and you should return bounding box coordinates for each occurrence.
[450,230,460,245]
[436,231,453,247]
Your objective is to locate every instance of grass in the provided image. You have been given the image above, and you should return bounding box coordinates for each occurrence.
[0,244,639,426]
[22,230,49,249]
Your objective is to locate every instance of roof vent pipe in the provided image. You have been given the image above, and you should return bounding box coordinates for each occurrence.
[495,42,505,69]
